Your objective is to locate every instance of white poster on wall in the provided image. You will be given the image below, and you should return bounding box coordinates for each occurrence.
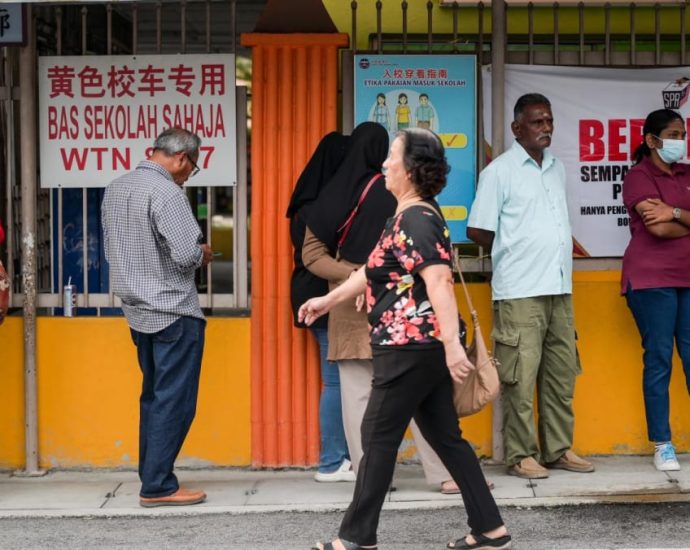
[39,54,236,188]
[482,64,690,258]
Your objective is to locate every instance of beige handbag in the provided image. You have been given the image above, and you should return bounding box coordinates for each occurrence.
[451,254,500,417]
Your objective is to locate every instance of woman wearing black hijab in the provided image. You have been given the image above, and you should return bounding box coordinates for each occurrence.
[287,132,353,481]
[287,132,350,328]
[302,122,394,264]
[301,122,456,491]
[287,132,355,481]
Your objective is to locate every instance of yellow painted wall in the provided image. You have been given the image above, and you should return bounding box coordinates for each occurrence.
[0,318,25,469]
[571,272,690,454]
[0,317,250,470]
[2,273,690,469]
[323,1,687,51]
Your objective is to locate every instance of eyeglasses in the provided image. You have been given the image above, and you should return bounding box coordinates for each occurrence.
[187,154,201,177]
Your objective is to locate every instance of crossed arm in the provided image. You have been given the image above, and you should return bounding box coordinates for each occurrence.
[636,199,690,239]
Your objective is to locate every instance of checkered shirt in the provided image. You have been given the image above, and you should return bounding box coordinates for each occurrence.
[102,160,204,333]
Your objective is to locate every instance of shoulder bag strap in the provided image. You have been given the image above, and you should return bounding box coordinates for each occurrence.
[336,173,383,250]
[414,202,478,328]
[452,252,479,331]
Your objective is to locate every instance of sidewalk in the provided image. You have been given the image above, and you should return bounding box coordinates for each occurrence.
[1,455,689,519]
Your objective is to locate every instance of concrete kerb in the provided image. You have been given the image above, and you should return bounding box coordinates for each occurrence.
[3,493,690,520]
[1,456,690,520]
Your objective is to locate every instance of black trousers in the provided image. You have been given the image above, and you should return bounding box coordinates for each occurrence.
[338,345,504,547]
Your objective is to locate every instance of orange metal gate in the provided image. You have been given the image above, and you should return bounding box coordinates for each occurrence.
[241,33,349,467]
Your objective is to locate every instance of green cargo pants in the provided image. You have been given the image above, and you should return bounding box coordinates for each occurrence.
[492,295,581,466]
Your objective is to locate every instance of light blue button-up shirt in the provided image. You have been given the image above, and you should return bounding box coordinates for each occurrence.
[468,140,572,300]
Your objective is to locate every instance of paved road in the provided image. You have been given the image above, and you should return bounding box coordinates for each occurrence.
[2,502,690,549]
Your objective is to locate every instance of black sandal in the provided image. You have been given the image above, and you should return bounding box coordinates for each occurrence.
[446,533,512,550]
[311,539,377,550]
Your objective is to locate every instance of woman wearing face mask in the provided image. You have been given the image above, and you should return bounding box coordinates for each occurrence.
[622,108,690,472]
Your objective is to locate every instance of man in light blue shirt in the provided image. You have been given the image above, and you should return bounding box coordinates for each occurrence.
[468,93,594,480]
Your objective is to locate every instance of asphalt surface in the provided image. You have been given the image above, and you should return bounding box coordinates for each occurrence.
[2,502,690,550]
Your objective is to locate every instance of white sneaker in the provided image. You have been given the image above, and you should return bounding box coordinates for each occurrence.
[654,442,680,471]
[314,458,356,482]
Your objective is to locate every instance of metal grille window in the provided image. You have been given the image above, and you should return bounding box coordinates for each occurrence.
[1,1,259,316]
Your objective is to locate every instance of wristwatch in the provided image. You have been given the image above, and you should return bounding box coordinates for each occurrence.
[672,207,682,220]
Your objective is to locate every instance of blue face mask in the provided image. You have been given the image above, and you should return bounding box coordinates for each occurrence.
[654,136,687,164]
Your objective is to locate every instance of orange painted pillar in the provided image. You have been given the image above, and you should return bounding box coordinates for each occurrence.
[241,33,349,467]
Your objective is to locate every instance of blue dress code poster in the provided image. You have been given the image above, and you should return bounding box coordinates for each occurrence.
[354,55,477,243]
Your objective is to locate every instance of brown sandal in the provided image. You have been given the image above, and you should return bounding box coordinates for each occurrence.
[440,479,495,495]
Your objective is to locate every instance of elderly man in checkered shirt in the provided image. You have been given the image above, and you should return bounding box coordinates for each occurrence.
[102,127,214,508]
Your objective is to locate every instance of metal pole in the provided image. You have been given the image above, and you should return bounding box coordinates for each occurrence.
[233,86,248,309]
[81,7,89,308]
[56,7,64,305]
[491,0,506,158]
[490,0,506,464]
[17,4,45,477]
[3,47,16,303]
[341,51,355,134]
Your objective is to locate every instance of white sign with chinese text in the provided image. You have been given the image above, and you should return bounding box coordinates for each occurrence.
[39,54,237,188]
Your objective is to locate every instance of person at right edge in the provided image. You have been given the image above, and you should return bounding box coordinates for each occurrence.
[467,93,594,480]
[621,108,690,472]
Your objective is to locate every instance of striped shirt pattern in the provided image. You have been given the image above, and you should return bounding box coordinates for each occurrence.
[102,160,204,333]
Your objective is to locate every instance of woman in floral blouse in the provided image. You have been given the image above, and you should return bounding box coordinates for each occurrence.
[300,128,510,550]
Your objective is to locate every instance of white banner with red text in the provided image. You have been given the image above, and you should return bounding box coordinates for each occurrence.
[482,64,690,257]
[39,54,236,188]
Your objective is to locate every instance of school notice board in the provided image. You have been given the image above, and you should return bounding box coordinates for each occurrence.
[354,54,477,243]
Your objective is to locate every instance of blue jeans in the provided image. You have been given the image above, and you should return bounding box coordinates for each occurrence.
[626,287,690,442]
[311,327,349,473]
[130,316,206,497]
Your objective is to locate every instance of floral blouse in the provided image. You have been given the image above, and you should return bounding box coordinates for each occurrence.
[365,203,452,347]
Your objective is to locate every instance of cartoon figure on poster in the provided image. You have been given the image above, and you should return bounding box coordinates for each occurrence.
[370,93,391,131]
[395,93,411,130]
[416,93,436,130]
[369,91,439,136]
[356,55,476,243]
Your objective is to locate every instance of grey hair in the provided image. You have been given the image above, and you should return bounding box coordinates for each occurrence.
[153,127,201,156]
[513,93,551,121]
